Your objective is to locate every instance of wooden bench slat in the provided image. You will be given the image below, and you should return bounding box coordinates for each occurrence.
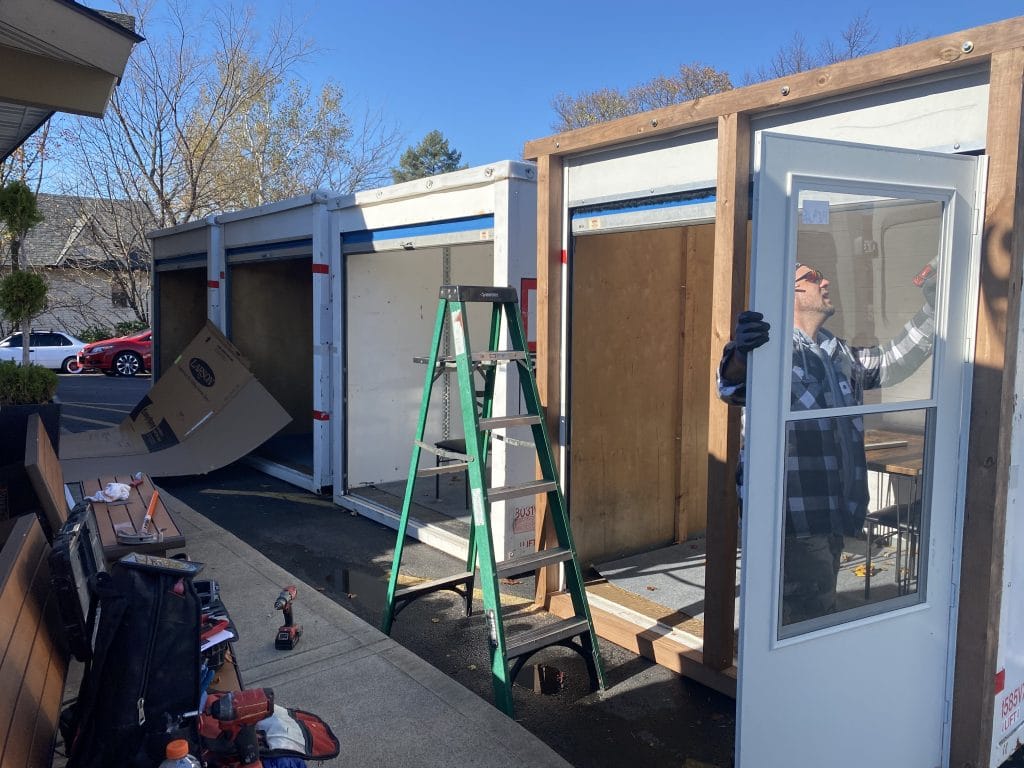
[27,648,65,768]
[4,607,57,767]
[24,415,68,540]
[0,548,48,752]
[0,518,48,658]
[0,517,65,768]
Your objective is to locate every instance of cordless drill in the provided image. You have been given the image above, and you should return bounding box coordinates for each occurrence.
[273,585,302,650]
[199,688,275,768]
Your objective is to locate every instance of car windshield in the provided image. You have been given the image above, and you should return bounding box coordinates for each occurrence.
[1,334,22,348]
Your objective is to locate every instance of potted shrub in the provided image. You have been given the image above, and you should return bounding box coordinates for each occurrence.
[0,180,45,366]
[0,180,52,518]
[0,360,59,520]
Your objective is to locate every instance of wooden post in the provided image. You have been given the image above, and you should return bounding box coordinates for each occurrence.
[951,47,1024,768]
[535,153,564,604]
[703,113,750,671]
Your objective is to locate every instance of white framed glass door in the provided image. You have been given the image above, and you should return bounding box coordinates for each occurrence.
[737,133,984,768]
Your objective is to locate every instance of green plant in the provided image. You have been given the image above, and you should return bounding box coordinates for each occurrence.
[0,271,47,324]
[114,320,148,337]
[74,321,149,344]
[0,180,44,367]
[0,361,58,405]
[76,325,115,343]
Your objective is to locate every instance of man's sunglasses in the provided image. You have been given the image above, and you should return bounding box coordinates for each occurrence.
[795,268,825,285]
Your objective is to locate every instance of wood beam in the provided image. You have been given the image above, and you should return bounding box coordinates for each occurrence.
[547,590,738,697]
[524,17,1024,160]
[951,47,1024,768]
[703,113,750,671]
[534,154,564,603]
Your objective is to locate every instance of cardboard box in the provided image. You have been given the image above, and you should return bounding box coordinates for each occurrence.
[60,322,291,481]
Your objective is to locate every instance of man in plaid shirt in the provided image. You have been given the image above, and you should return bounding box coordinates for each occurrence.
[718,262,936,624]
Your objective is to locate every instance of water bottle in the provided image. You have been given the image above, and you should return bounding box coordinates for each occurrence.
[157,739,201,768]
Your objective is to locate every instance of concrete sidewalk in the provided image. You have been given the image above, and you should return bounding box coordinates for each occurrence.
[165,491,572,768]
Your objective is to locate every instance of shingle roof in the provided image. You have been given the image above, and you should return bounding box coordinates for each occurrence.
[15,193,152,269]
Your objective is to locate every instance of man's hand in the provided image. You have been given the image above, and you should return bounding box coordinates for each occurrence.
[734,310,770,353]
[914,259,938,308]
[921,271,937,308]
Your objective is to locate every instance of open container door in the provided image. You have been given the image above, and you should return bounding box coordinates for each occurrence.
[738,133,983,767]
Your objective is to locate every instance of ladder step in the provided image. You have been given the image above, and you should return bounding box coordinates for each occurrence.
[417,462,470,477]
[505,617,591,661]
[439,285,518,303]
[479,414,541,430]
[496,547,572,579]
[415,440,471,460]
[487,480,557,502]
[414,352,525,366]
[471,350,527,363]
[394,571,474,602]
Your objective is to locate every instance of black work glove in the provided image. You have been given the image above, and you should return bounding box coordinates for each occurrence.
[733,310,770,353]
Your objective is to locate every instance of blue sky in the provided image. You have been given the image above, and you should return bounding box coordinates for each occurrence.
[171,1,1022,168]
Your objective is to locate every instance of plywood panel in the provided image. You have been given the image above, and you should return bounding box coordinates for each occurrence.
[228,258,313,435]
[569,227,685,565]
[678,223,716,539]
[157,267,208,377]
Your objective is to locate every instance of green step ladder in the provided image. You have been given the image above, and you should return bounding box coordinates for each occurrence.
[380,284,605,717]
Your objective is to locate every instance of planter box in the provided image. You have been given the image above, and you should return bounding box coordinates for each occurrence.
[0,401,60,522]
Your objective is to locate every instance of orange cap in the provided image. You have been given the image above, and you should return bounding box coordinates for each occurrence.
[165,739,189,759]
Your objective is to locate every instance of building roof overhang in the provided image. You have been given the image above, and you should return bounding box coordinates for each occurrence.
[0,0,141,162]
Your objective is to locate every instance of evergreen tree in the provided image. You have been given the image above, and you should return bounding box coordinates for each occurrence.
[391,130,466,183]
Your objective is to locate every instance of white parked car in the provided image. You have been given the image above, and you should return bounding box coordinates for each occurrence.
[0,330,87,372]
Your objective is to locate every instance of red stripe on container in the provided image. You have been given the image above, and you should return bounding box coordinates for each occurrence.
[207,280,219,288]
[560,249,567,264]
[312,263,329,274]
[313,410,330,421]
[996,668,1006,694]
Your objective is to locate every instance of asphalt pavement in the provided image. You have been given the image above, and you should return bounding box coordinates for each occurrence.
[56,373,736,768]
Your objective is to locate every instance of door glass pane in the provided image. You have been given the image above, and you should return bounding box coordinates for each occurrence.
[777,185,943,638]
[780,408,930,635]
[790,191,941,409]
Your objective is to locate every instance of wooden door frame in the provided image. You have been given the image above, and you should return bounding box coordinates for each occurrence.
[526,19,1024,765]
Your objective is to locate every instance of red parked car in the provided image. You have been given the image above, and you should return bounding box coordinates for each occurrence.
[78,329,152,377]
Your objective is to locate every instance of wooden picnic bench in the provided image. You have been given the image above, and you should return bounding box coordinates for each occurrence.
[76,473,186,561]
[0,514,68,768]
[23,414,186,562]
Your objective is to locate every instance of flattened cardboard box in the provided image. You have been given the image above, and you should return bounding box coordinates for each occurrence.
[61,322,291,481]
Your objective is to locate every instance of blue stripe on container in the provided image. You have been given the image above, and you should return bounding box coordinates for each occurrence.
[570,194,716,223]
[155,252,206,264]
[344,214,495,245]
[225,238,313,256]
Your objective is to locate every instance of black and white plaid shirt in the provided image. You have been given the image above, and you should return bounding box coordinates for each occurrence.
[718,304,934,538]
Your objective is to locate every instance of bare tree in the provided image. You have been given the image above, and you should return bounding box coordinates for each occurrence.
[0,124,55,197]
[551,64,732,132]
[746,11,890,83]
[819,12,880,64]
[57,0,401,325]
